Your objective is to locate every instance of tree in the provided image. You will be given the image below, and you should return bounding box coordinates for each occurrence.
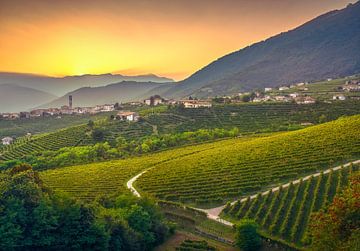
[308,171,360,251]
[92,128,105,142]
[235,219,262,251]
[87,120,95,129]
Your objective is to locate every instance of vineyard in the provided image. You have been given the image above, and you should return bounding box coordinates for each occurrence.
[175,240,216,251]
[222,164,359,248]
[147,101,360,134]
[39,142,222,200]
[0,125,89,161]
[272,75,360,101]
[1,101,359,163]
[0,120,154,161]
[0,112,112,138]
[135,115,360,206]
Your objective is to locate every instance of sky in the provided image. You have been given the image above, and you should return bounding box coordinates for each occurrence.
[0,0,356,80]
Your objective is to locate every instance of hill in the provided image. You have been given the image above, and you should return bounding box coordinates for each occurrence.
[0,84,57,113]
[163,2,360,98]
[40,81,175,108]
[136,115,360,206]
[2,101,359,160]
[222,164,359,248]
[38,116,360,204]
[0,72,174,96]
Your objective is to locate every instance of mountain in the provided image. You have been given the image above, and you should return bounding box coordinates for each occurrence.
[163,2,360,98]
[41,81,175,108]
[0,72,174,96]
[0,84,57,113]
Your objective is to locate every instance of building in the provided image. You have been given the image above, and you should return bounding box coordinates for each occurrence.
[295,96,316,104]
[144,95,164,106]
[116,111,139,121]
[274,96,291,102]
[19,112,31,119]
[264,88,273,92]
[179,100,212,108]
[333,94,346,101]
[279,86,289,91]
[69,95,73,109]
[342,84,360,92]
[289,93,299,98]
[2,137,14,145]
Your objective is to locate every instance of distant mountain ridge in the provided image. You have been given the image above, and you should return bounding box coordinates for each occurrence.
[163,1,360,98]
[0,84,57,113]
[0,72,174,96]
[40,81,174,108]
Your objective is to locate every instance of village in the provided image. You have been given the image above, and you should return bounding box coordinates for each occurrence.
[1,79,359,123]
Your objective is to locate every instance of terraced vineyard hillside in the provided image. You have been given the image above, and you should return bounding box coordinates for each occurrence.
[136,116,360,206]
[148,101,360,134]
[40,140,236,200]
[0,120,153,161]
[222,164,359,248]
[272,75,360,101]
[39,116,360,207]
[2,101,359,163]
[0,125,89,161]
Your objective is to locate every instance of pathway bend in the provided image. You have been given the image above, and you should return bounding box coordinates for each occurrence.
[127,159,360,227]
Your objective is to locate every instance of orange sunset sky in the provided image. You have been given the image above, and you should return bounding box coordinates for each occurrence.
[0,0,356,80]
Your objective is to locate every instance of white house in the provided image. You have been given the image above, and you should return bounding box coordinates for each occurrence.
[264,88,273,92]
[116,111,139,121]
[279,86,289,91]
[295,96,316,104]
[2,137,14,145]
[180,100,212,108]
[289,93,299,98]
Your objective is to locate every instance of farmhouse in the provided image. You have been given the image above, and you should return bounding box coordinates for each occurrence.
[2,137,14,145]
[180,100,212,108]
[295,96,316,104]
[264,87,273,92]
[116,111,139,122]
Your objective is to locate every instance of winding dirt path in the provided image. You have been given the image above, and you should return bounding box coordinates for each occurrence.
[127,159,360,227]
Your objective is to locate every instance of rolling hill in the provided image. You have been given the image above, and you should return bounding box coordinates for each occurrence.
[0,72,174,96]
[0,84,57,113]
[163,1,360,98]
[41,81,174,108]
[38,116,360,204]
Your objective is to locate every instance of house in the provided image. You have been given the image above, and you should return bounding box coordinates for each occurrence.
[289,93,299,98]
[297,82,306,87]
[144,95,164,106]
[295,96,316,104]
[2,137,14,145]
[274,96,291,102]
[264,88,273,92]
[333,94,346,101]
[116,111,139,122]
[179,100,212,108]
[342,84,360,92]
[19,112,31,119]
[279,86,289,91]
